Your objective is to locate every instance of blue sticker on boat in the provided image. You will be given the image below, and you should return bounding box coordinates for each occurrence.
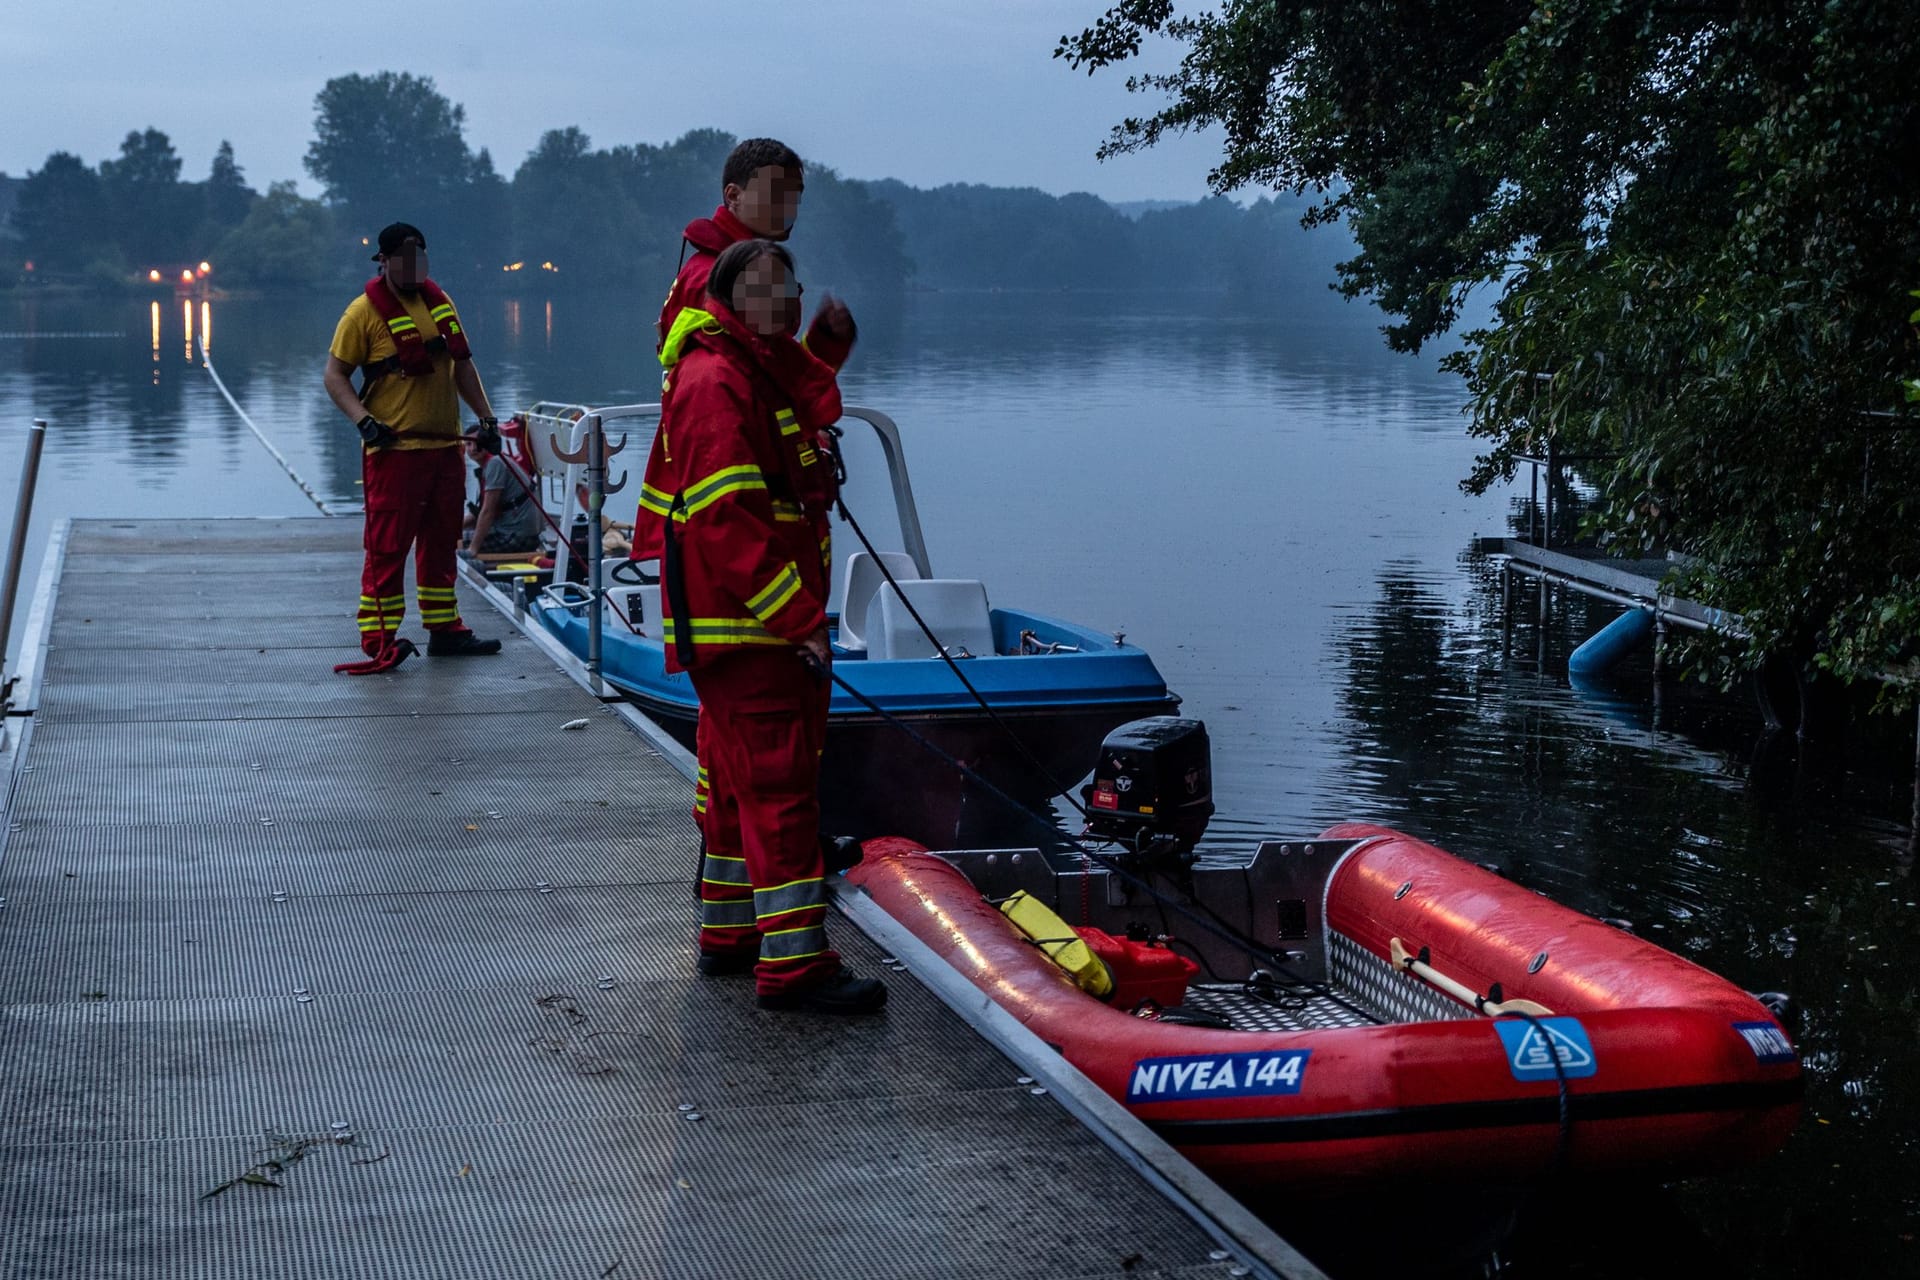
[1126,1050,1311,1102]
[1493,1017,1598,1082]
[1732,1021,1796,1065]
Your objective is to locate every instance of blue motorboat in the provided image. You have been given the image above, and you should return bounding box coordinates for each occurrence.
[515,402,1179,846]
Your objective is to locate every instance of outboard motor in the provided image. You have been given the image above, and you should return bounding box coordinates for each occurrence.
[1080,717,1214,861]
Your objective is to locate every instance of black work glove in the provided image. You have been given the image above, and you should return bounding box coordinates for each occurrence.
[356,414,397,448]
[473,417,502,455]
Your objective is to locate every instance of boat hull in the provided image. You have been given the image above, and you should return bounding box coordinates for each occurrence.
[845,826,1802,1191]
[532,599,1178,846]
[627,689,1180,846]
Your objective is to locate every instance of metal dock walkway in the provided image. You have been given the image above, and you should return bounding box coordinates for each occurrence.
[0,517,1320,1280]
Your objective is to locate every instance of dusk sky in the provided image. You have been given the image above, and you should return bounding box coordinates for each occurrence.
[5,2,1227,202]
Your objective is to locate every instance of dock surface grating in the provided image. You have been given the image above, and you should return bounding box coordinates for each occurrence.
[0,516,1247,1280]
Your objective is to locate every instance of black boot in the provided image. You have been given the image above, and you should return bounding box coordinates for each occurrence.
[696,951,757,978]
[427,628,502,657]
[756,972,888,1015]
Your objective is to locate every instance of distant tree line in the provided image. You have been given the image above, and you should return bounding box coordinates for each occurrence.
[0,72,1347,302]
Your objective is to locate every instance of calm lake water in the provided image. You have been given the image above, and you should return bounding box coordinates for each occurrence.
[1,288,1913,1277]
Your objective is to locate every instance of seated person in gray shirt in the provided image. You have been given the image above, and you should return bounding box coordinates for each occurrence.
[462,431,543,556]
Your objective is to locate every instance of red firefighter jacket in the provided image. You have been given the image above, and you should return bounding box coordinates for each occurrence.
[656,205,855,369]
[637,302,843,672]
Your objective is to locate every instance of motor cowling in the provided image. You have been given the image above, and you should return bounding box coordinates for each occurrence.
[1080,716,1214,859]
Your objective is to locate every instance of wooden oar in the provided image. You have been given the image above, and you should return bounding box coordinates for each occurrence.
[1390,937,1555,1017]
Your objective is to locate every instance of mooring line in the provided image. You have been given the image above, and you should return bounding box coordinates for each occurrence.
[199,335,339,516]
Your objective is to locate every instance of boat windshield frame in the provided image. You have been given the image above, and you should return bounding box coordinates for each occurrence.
[525,401,932,585]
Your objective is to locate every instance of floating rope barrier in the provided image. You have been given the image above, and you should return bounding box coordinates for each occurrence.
[199,333,338,516]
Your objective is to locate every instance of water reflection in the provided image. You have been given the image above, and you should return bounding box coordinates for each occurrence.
[1314,564,1918,1277]
[0,289,1911,1274]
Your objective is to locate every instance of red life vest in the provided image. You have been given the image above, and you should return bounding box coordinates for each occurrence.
[359,277,471,391]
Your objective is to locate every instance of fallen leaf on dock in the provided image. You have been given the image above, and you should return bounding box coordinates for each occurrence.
[466,825,478,831]
[456,1164,471,1176]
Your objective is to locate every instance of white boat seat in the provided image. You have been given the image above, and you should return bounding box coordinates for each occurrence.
[603,558,660,637]
[837,550,921,652]
[871,579,994,662]
[605,583,660,637]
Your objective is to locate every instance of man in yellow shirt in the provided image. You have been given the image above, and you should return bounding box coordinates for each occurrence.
[322,221,502,663]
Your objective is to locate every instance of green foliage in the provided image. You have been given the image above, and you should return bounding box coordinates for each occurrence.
[1061,1,1920,701]
[500,127,912,298]
[215,181,338,288]
[305,72,483,269]
[13,153,110,273]
[204,141,255,232]
[6,69,1347,331]
[866,180,1344,298]
[101,128,199,267]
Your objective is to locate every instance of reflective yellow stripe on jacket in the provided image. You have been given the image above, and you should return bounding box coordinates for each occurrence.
[658,617,789,648]
[744,562,804,625]
[641,466,769,524]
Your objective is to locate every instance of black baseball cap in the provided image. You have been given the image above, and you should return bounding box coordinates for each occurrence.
[372,222,427,260]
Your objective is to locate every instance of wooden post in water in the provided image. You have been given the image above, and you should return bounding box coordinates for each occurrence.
[1535,577,1550,670]
[1543,440,1556,550]
[1910,703,1919,860]
[1651,616,1668,730]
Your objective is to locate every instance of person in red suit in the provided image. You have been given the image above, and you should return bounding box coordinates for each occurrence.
[638,238,884,1016]
[323,221,501,665]
[640,138,856,853]
[654,137,856,368]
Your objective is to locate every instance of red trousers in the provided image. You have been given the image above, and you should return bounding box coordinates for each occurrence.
[689,650,836,995]
[359,446,467,653]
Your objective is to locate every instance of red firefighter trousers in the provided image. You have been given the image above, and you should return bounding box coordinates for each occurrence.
[359,446,467,653]
[689,650,837,996]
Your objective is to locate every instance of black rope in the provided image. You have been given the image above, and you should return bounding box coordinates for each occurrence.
[823,665,1384,1025]
[1503,1009,1576,1170]
[834,497,1091,819]
[484,443,640,635]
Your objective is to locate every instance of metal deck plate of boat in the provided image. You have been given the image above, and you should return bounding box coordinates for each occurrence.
[0,518,1320,1280]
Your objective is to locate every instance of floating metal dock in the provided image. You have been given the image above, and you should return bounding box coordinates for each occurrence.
[1476,536,1741,637]
[0,517,1321,1280]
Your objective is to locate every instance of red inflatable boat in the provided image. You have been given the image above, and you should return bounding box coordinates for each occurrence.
[846,822,1802,1191]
